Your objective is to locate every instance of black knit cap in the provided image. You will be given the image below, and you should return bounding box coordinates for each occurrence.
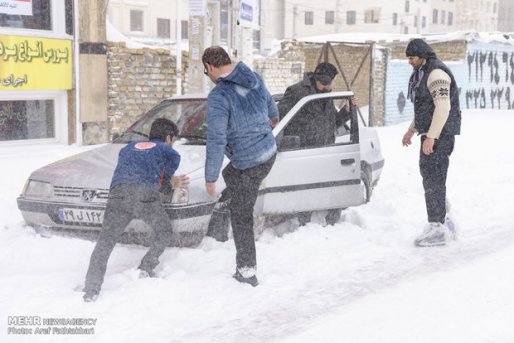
[314,62,338,85]
[405,39,437,60]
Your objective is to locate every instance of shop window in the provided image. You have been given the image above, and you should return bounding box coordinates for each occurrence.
[0,0,52,30]
[0,100,55,141]
[65,0,73,35]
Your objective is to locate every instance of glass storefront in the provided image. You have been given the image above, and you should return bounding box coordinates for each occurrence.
[0,0,52,30]
[1,0,73,144]
[0,100,55,141]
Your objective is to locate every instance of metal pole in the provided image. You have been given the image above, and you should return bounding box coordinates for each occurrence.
[176,0,182,95]
[73,0,82,145]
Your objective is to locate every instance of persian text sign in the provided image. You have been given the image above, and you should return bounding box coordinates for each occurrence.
[0,35,72,90]
[0,0,33,16]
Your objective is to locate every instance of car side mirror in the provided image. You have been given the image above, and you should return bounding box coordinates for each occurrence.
[112,132,120,142]
[278,135,301,151]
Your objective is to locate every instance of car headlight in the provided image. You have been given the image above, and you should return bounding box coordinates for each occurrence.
[171,187,189,204]
[24,180,53,197]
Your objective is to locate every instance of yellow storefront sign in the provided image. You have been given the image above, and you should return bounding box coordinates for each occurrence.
[0,35,72,90]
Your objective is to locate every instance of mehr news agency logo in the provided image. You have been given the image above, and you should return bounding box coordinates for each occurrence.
[7,316,97,335]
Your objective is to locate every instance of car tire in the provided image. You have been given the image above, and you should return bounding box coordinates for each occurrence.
[325,208,342,225]
[361,165,372,203]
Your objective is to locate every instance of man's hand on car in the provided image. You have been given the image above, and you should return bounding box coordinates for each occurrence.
[171,174,190,189]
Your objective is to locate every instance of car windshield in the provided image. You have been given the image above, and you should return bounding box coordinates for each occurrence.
[114,98,208,145]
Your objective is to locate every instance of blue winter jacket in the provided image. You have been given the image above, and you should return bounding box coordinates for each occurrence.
[110,139,181,191]
[205,62,278,182]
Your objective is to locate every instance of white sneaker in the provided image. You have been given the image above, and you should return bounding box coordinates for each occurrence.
[445,215,457,241]
[414,222,448,247]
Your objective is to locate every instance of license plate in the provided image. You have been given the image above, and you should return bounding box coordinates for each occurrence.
[59,208,104,224]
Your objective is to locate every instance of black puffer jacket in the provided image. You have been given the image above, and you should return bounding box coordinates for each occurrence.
[277,72,350,148]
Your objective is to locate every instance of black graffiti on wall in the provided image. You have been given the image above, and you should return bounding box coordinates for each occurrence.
[467,50,514,85]
[465,86,514,110]
[464,49,514,109]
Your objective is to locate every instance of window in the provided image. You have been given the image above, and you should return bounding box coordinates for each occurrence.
[130,10,144,32]
[346,11,356,25]
[253,29,260,52]
[405,0,410,13]
[448,12,453,25]
[326,11,335,24]
[432,9,438,24]
[364,8,380,23]
[65,0,74,35]
[393,12,398,25]
[422,16,426,28]
[414,15,418,27]
[305,11,313,25]
[441,10,446,24]
[0,100,55,141]
[157,18,170,38]
[181,20,188,40]
[0,0,51,30]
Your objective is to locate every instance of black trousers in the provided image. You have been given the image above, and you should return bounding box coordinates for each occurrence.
[222,154,276,270]
[84,184,173,292]
[419,135,455,224]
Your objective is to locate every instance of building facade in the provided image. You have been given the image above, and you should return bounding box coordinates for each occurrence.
[0,0,75,144]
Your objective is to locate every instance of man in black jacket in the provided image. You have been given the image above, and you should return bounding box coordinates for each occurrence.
[401,39,462,247]
[277,62,352,226]
[278,62,351,148]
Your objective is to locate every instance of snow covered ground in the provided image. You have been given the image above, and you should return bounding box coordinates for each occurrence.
[1,109,513,343]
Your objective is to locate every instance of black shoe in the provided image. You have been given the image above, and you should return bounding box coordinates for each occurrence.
[83,290,99,302]
[233,270,259,287]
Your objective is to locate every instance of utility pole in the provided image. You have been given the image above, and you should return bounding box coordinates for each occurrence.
[176,0,182,95]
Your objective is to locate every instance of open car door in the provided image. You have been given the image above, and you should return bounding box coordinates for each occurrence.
[258,92,366,215]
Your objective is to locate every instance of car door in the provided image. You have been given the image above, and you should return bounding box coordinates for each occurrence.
[258,92,365,215]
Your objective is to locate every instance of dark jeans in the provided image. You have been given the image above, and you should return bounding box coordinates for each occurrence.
[419,135,455,224]
[84,184,173,292]
[222,154,276,270]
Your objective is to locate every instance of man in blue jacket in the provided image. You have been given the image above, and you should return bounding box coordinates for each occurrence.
[202,46,278,287]
[83,118,189,302]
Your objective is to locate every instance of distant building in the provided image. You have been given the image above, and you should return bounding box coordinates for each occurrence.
[497,0,514,32]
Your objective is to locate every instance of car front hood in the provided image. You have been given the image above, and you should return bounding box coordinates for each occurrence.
[28,143,207,189]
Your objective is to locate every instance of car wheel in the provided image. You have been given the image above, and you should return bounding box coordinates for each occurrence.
[361,165,372,203]
[325,208,342,225]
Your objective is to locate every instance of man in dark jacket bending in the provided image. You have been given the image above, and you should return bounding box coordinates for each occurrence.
[83,118,189,302]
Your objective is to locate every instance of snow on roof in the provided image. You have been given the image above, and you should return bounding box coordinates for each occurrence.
[297,31,514,46]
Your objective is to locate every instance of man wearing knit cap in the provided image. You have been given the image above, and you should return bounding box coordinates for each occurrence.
[402,38,461,247]
[277,62,353,226]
